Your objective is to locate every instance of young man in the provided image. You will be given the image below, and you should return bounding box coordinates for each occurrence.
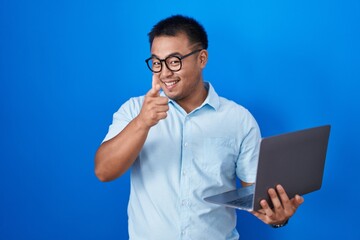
[95,15,303,239]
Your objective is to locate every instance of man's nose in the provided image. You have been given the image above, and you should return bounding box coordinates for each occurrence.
[160,62,174,78]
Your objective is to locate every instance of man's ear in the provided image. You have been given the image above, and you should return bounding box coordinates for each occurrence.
[199,49,208,68]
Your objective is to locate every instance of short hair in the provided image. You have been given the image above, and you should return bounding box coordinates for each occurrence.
[148,15,208,50]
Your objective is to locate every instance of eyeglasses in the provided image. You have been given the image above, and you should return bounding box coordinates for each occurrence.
[145,49,203,73]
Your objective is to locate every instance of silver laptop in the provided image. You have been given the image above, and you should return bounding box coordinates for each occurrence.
[204,125,331,211]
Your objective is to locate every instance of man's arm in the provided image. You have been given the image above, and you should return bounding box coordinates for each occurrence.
[241,181,254,187]
[94,116,151,182]
[94,76,168,182]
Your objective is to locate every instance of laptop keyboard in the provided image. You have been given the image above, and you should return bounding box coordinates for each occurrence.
[226,194,253,206]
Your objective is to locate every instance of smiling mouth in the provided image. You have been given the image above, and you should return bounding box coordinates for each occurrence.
[161,80,180,88]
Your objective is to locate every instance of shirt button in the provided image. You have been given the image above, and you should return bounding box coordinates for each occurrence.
[181,200,189,207]
[184,142,188,147]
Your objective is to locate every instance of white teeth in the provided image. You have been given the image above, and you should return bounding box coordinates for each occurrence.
[164,81,178,87]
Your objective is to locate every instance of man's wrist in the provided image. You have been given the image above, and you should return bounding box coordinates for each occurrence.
[270,219,289,228]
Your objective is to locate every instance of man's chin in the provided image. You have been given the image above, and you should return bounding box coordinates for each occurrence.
[164,92,179,101]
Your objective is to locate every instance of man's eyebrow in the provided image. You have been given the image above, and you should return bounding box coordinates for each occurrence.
[151,52,182,59]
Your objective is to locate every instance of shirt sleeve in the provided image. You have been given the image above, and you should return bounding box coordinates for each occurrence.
[102,97,142,143]
[236,110,261,183]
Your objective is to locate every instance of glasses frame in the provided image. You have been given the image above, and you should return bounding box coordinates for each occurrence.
[145,49,203,73]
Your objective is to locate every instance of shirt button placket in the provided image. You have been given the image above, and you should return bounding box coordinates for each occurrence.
[180,116,191,239]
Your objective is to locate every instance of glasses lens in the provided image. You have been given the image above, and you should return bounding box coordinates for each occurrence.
[147,58,161,72]
[165,56,182,71]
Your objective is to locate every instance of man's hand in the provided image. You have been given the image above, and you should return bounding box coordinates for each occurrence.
[95,76,169,181]
[251,184,304,226]
[136,75,169,128]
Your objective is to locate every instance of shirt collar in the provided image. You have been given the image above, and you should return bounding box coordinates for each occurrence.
[202,82,220,111]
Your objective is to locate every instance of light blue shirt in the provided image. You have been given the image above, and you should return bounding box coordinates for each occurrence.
[103,82,261,240]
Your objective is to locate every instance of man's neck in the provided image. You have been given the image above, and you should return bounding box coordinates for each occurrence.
[176,83,208,114]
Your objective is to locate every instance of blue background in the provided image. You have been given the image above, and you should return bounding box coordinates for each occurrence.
[1,0,359,239]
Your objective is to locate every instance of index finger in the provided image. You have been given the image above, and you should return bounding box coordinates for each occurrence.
[152,74,160,90]
[146,75,161,97]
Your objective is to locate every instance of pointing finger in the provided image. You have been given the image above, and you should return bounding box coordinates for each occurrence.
[152,75,161,96]
[152,74,157,90]
[147,75,161,97]
[152,75,161,91]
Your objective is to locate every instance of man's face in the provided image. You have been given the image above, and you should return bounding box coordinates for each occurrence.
[150,33,207,105]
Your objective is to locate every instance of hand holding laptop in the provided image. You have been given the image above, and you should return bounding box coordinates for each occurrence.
[204,125,330,227]
[251,184,304,226]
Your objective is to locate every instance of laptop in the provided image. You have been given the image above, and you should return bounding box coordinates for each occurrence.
[204,125,331,211]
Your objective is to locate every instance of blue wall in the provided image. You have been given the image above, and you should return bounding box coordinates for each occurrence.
[1,0,359,239]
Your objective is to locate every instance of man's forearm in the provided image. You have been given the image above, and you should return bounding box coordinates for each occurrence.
[94,117,150,182]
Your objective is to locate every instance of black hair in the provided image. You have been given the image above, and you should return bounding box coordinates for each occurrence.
[148,15,208,50]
